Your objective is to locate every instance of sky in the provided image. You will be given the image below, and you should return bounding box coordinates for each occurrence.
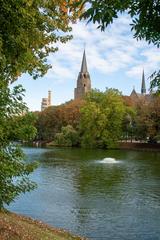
[12,14,160,111]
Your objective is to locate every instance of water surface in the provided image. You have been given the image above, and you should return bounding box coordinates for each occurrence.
[9,147,160,240]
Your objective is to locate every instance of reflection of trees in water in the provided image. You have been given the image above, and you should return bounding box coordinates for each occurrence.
[31,147,160,203]
[39,148,128,198]
[72,165,126,232]
[26,147,160,236]
[74,164,126,196]
[41,147,110,161]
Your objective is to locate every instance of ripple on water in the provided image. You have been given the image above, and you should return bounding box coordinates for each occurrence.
[8,147,160,240]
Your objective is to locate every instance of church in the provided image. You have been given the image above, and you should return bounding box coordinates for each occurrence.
[130,69,148,101]
[41,50,149,111]
[74,50,91,99]
[74,49,148,101]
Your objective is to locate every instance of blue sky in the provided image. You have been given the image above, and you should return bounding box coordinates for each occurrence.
[13,14,160,111]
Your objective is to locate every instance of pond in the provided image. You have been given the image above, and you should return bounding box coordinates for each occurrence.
[9,147,160,240]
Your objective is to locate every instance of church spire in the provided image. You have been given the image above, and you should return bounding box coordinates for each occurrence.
[80,50,88,73]
[141,69,146,94]
[74,49,91,100]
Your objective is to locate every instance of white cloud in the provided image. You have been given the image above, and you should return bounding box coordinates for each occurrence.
[126,47,160,79]
[17,14,160,110]
[47,14,159,85]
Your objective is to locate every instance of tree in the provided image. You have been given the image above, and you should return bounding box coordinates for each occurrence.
[74,0,160,91]
[34,107,61,141]
[122,110,136,142]
[122,96,136,142]
[77,0,160,46]
[80,89,126,148]
[150,70,160,94]
[54,125,79,147]
[135,96,160,142]
[34,99,84,141]
[0,0,81,82]
[0,0,81,209]
[0,82,37,209]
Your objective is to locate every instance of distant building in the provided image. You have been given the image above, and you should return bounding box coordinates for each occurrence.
[130,70,149,101]
[48,90,51,106]
[41,90,52,111]
[141,70,146,95]
[74,50,91,99]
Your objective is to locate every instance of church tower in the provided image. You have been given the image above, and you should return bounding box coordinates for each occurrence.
[74,50,91,99]
[141,70,146,95]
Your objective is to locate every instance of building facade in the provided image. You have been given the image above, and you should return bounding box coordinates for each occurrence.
[130,70,147,101]
[41,90,52,111]
[74,50,91,99]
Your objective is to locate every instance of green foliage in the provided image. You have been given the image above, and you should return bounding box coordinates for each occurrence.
[150,70,160,94]
[78,0,160,47]
[15,113,37,142]
[0,144,37,208]
[0,0,79,82]
[0,0,82,209]
[0,81,37,209]
[80,89,126,148]
[55,125,79,147]
[121,107,136,141]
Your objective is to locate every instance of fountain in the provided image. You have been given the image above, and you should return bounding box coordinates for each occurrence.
[100,157,118,163]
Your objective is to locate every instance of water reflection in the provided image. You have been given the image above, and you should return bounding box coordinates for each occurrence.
[9,147,160,240]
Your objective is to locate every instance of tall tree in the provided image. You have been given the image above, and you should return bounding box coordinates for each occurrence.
[54,125,79,147]
[135,96,160,142]
[0,81,37,209]
[0,0,81,82]
[77,0,160,46]
[34,99,84,141]
[0,0,81,208]
[80,89,126,148]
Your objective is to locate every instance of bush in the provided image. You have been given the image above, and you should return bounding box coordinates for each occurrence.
[0,82,37,209]
[54,125,79,147]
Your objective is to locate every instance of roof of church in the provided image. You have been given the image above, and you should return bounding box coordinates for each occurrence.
[130,89,140,98]
[80,50,88,73]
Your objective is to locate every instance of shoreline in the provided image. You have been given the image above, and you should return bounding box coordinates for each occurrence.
[118,142,160,151]
[0,210,87,240]
[30,141,160,152]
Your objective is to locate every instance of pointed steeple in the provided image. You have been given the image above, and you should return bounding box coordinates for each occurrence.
[74,49,91,99]
[80,50,88,73]
[141,69,146,94]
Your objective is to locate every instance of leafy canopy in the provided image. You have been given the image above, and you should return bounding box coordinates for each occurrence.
[0,0,81,82]
[55,125,79,147]
[0,0,82,209]
[77,0,160,47]
[34,99,84,141]
[80,89,126,148]
[0,81,37,209]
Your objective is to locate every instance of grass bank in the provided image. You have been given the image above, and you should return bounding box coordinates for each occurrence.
[0,210,87,240]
